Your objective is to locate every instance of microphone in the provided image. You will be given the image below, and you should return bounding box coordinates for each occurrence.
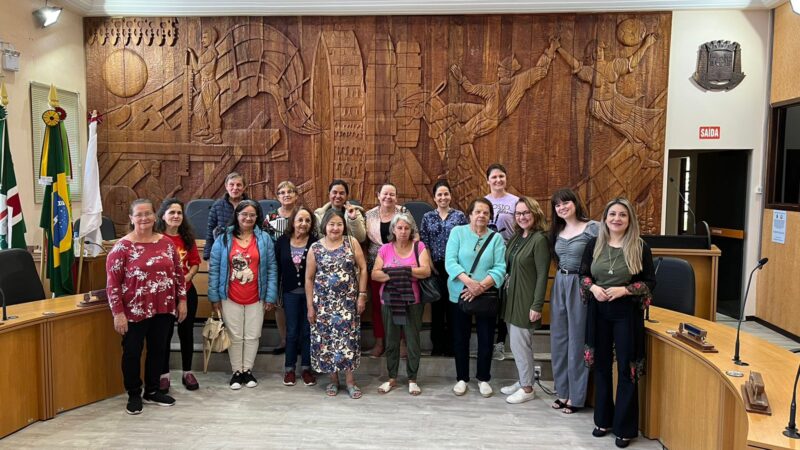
[732,258,769,366]
[0,287,17,321]
[646,257,663,323]
[82,240,107,255]
[784,362,800,439]
[668,177,711,248]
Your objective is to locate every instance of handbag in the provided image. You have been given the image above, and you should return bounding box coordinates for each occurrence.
[413,241,441,303]
[201,310,231,373]
[459,232,499,317]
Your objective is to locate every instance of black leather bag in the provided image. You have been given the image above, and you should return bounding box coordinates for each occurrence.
[458,232,499,317]
[414,241,441,303]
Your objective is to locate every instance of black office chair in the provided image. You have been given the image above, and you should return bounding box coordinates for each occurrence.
[0,248,46,306]
[186,199,215,236]
[258,199,281,215]
[74,216,116,241]
[652,257,696,315]
[403,201,434,227]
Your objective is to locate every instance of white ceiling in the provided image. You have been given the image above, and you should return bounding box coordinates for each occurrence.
[58,0,787,17]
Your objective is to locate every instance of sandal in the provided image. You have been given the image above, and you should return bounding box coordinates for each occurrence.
[377,381,396,394]
[346,384,362,399]
[562,405,582,414]
[325,383,339,397]
[551,399,567,410]
[408,382,421,396]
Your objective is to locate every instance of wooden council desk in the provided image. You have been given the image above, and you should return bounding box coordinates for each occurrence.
[0,296,122,439]
[642,307,800,450]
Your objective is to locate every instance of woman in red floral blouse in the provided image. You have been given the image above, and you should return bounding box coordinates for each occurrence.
[106,198,188,416]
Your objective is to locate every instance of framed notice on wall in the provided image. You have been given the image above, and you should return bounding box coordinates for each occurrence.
[772,210,786,244]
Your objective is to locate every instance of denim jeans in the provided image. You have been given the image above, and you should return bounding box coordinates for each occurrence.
[283,291,310,370]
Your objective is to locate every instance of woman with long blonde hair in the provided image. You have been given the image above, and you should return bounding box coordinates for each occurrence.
[579,198,655,448]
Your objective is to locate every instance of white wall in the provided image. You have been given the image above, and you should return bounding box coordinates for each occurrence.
[664,9,771,316]
[0,0,87,248]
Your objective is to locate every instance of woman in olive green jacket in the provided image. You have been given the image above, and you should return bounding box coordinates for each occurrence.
[500,196,551,404]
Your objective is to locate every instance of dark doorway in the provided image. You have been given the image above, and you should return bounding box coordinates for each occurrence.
[668,150,750,319]
[695,151,750,318]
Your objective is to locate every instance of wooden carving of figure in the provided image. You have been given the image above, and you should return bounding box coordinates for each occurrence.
[438,38,559,145]
[138,160,182,208]
[555,34,663,167]
[187,28,223,144]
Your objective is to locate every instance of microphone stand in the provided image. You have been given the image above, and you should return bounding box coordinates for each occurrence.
[733,258,768,366]
[1,287,17,321]
[784,362,800,439]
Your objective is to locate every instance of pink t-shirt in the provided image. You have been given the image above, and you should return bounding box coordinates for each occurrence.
[377,241,426,305]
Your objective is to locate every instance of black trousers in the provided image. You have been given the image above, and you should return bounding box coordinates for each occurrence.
[430,260,453,354]
[593,300,640,439]
[451,301,495,382]
[163,285,199,373]
[122,313,173,395]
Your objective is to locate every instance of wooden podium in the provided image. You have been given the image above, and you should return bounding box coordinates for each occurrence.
[651,245,720,321]
[76,254,107,293]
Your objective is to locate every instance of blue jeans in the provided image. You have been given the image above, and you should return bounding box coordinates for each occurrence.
[283,291,310,371]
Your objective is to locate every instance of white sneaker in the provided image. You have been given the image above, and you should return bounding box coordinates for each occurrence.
[478,381,493,398]
[506,388,536,404]
[453,380,468,396]
[500,381,521,395]
[493,342,506,361]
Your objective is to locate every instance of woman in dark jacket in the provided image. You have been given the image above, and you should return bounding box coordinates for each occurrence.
[275,206,318,387]
[579,198,655,448]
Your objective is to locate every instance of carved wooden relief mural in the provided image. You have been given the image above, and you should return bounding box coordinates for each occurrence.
[85,14,670,235]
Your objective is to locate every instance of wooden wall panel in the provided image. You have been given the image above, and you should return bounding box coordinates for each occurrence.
[771,2,800,105]
[85,14,670,235]
[756,209,800,336]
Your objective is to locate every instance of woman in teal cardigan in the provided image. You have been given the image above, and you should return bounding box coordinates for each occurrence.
[445,198,507,398]
[499,196,550,404]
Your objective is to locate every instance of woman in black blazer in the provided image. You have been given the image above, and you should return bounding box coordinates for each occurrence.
[275,206,319,387]
[579,198,656,448]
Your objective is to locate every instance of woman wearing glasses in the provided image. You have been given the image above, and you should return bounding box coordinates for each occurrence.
[107,199,187,415]
[499,197,550,404]
[263,180,300,354]
[208,199,278,390]
[444,198,506,398]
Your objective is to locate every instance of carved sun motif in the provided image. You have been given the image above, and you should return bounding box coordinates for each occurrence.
[616,19,647,47]
[102,49,148,98]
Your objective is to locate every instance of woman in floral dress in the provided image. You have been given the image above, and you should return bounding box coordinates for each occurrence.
[305,209,368,399]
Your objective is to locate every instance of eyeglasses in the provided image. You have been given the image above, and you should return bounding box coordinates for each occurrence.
[277,190,295,196]
[238,213,257,219]
[131,212,154,219]
[514,211,532,217]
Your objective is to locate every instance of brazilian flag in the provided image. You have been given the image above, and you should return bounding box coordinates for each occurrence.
[38,104,74,297]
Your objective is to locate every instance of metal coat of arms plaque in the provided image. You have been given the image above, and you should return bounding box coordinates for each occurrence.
[693,40,745,91]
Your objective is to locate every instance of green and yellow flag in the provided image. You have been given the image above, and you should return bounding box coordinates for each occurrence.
[38,85,74,296]
[0,81,28,250]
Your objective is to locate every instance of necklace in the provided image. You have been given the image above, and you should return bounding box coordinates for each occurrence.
[607,245,621,275]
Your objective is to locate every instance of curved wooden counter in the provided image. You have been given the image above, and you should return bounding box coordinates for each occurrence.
[643,307,800,450]
[0,296,122,439]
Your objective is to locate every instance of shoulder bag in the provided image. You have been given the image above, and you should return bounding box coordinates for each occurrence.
[459,232,500,317]
[413,241,441,303]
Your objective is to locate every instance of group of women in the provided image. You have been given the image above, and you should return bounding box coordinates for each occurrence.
[107,165,655,448]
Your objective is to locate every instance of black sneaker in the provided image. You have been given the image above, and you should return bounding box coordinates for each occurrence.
[142,391,176,407]
[126,395,143,415]
[230,371,243,390]
[242,370,258,388]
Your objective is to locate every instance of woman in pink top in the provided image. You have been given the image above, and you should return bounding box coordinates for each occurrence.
[106,198,187,415]
[371,213,431,396]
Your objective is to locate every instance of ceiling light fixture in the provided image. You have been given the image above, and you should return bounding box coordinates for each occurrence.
[33,1,62,28]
